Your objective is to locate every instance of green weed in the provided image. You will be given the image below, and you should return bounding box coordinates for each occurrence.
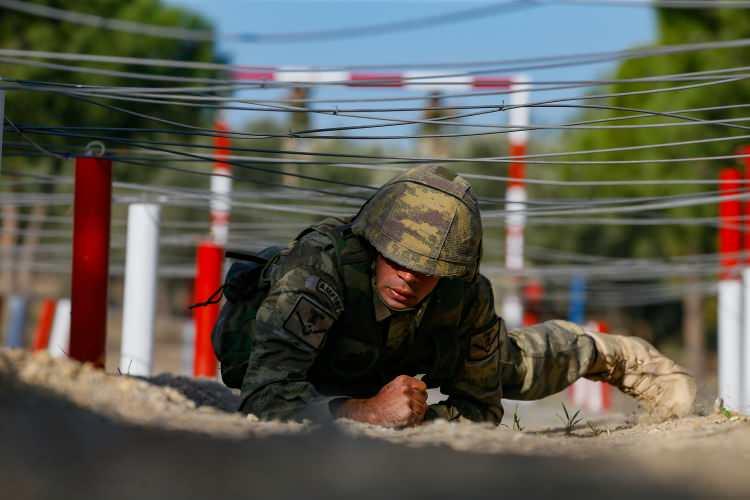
[512,404,524,432]
[557,403,584,435]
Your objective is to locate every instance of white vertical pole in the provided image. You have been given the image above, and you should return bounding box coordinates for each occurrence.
[48,298,71,358]
[719,279,743,411]
[718,168,743,412]
[742,268,750,414]
[181,319,195,376]
[501,75,530,329]
[120,203,160,376]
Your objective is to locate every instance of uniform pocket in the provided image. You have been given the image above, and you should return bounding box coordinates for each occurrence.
[468,319,500,361]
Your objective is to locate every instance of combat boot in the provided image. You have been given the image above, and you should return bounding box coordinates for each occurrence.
[584,332,696,419]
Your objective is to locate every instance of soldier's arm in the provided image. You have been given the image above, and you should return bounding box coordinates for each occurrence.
[427,275,505,425]
[500,320,596,400]
[239,262,344,422]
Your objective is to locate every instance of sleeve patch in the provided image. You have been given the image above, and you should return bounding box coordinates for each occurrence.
[283,296,335,348]
[316,279,344,315]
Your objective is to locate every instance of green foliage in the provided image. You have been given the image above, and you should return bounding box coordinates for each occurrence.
[1,0,224,184]
[540,9,750,259]
[557,403,584,435]
[528,10,750,341]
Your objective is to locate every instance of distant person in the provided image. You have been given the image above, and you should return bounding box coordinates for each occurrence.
[212,166,695,427]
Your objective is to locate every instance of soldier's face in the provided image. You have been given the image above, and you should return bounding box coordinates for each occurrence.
[374,254,440,310]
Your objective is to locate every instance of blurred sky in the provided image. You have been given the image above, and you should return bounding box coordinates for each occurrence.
[168,1,656,135]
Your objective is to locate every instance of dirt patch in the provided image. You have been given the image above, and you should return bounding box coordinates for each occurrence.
[0,349,305,438]
[2,348,749,499]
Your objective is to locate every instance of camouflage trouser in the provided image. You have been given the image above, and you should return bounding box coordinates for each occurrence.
[426,320,597,423]
[499,320,597,401]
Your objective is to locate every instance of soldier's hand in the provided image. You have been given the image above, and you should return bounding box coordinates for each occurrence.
[334,375,428,428]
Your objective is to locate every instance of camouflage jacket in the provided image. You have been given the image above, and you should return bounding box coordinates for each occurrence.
[237,219,597,424]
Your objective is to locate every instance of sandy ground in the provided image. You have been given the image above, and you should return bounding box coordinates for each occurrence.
[2,348,749,500]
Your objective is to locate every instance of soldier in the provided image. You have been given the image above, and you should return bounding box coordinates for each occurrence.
[213,165,696,428]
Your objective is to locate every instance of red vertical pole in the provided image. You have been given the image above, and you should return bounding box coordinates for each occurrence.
[32,298,57,351]
[522,278,542,326]
[70,157,112,368]
[741,146,750,262]
[597,321,612,411]
[193,241,222,377]
[720,168,742,279]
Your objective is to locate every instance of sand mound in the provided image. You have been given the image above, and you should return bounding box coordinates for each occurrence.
[0,349,305,438]
[2,348,750,499]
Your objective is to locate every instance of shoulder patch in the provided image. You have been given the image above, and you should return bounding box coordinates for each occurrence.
[283,296,335,348]
[304,275,319,290]
[316,279,344,315]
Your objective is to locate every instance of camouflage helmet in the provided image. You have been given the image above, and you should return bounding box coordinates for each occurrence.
[351,165,482,280]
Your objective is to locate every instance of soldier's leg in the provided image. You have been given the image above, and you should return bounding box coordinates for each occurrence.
[585,330,696,419]
[501,320,696,419]
[501,320,597,401]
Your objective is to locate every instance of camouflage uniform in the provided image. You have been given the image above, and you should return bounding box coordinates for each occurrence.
[222,166,693,424]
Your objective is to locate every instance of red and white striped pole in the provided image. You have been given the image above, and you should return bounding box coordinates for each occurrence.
[192,120,231,377]
[568,321,612,413]
[502,75,530,328]
[741,146,750,414]
[70,156,112,368]
[210,120,232,247]
[719,167,743,411]
[232,70,515,91]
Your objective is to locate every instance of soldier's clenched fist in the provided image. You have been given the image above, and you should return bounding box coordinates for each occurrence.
[334,375,428,428]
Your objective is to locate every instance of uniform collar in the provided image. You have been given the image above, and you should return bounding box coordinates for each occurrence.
[373,289,394,322]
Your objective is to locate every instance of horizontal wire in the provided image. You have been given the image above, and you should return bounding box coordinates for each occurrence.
[0,0,538,43]
[9,52,750,90]
[1,36,750,74]
[14,125,750,168]
[11,73,747,141]
[10,147,750,189]
[5,171,748,218]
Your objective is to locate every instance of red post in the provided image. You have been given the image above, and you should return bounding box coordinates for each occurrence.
[193,241,223,377]
[568,320,612,413]
[740,146,750,262]
[719,168,742,279]
[32,299,57,351]
[70,157,112,368]
[596,321,612,411]
[522,278,543,326]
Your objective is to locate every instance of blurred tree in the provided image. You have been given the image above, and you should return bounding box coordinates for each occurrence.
[530,8,750,369]
[0,0,222,181]
[0,0,223,293]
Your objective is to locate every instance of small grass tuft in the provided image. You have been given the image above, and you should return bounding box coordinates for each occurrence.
[512,404,524,432]
[557,403,584,435]
[586,420,603,436]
